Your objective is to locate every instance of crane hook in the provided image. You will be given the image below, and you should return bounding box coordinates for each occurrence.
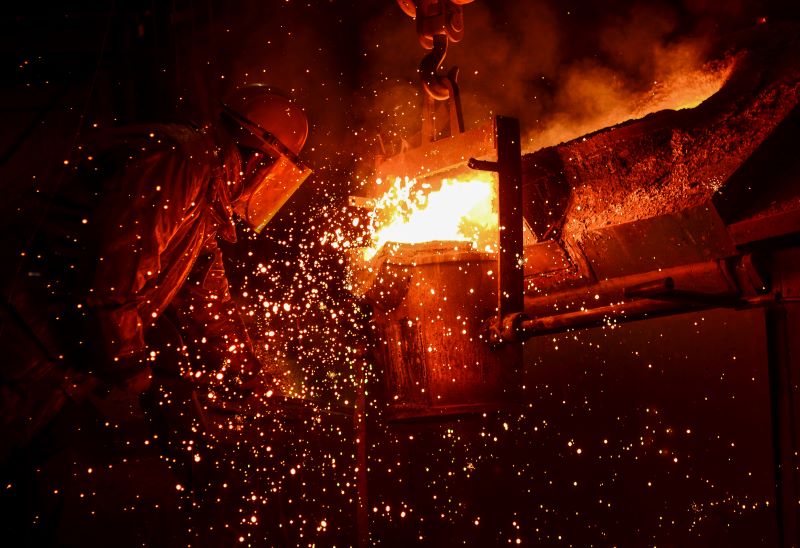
[419,34,451,101]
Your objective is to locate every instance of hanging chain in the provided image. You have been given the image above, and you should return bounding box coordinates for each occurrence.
[398,0,472,100]
[396,0,473,139]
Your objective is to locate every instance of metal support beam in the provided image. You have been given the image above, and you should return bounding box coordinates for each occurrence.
[469,116,525,345]
[766,303,800,548]
[495,116,524,319]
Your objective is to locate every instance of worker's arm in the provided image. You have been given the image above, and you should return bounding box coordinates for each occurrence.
[168,238,263,393]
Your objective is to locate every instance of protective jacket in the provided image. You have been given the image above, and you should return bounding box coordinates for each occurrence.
[1,122,260,455]
[81,124,248,361]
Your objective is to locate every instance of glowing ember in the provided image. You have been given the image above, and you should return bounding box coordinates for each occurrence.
[363,174,498,260]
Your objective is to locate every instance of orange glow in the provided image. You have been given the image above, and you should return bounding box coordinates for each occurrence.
[637,58,736,113]
[363,174,498,260]
[530,56,737,150]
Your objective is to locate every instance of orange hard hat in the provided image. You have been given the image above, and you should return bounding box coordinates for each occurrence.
[221,85,312,233]
[221,84,309,156]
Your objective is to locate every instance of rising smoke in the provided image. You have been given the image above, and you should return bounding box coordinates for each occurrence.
[358,0,761,152]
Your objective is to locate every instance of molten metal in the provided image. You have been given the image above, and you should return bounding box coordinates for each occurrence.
[363,174,498,260]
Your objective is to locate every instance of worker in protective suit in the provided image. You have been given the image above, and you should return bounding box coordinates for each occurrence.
[0,85,311,544]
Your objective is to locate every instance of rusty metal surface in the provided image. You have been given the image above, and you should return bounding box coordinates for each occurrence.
[712,105,800,224]
[520,28,800,243]
[507,29,800,346]
[521,147,571,240]
[360,242,521,419]
[522,239,572,278]
[355,28,800,408]
[578,203,737,280]
[372,119,494,186]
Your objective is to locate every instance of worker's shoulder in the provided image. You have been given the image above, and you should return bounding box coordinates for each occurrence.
[81,122,228,172]
[85,122,208,152]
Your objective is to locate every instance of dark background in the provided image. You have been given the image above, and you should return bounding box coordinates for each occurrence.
[2,1,799,546]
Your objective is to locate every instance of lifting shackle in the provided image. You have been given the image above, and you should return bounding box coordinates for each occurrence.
[397,0,473,106]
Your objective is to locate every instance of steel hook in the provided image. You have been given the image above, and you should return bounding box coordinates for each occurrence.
[395,0,416,17]
[419,34,451,100]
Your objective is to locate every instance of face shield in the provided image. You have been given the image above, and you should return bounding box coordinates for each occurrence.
[223,106,313,233]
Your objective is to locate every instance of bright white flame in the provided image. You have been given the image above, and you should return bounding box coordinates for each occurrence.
[363,174,498,260]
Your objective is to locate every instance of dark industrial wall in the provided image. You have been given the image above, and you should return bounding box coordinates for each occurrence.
[521,307,776,545]
[1,1,798,546]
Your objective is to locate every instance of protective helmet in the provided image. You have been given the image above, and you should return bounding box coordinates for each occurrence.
[221,85,312,232]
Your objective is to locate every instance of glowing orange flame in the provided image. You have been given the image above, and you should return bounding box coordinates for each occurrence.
[363,174,498,260]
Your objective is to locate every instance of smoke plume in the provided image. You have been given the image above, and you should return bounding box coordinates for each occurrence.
[358,0,760,152]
